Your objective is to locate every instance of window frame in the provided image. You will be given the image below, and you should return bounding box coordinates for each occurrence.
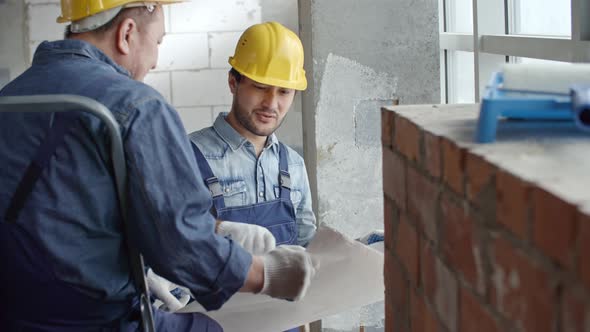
[440,0,590,102]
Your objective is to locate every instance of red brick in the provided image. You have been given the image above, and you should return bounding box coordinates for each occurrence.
[579,212,590,290]
[384,197,396,253]
[490,236,555,332]
[386,297,395,332]
[394,116,422,163]
[440,193,483,293]
[434,259,458,331]
[407,167,439,243]
[385,253,410,332]
[442,138,465,195]
[465,153,496,209]
[382,109,395,148]
[423,132,441,179]
[421,242,436,303]
[532,188,578,268]
[420,243,458,331]
[411,290,440,332]
[386,243,408,312]
[562,286,590,332]
[460,287,502,332]
[383,148,407,211]
[496,171,529,238]
[396,214,420,284]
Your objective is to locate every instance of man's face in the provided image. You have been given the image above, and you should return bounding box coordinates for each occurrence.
[129,6,165,81]
[228,74,296,138]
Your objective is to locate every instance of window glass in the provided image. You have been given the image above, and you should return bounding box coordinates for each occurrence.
[448,51,475,103]
[511,0,571,36]
[447,0,473,33]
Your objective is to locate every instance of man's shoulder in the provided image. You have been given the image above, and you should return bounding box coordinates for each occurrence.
[100,74,165,105]
[188,126,216,143]
[98,79,171,126]
[56,60,169,114]
[188,126,229,158]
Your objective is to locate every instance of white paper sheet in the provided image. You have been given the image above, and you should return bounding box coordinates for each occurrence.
[178,225,385,332]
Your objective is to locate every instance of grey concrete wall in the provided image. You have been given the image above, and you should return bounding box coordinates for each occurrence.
[0,0,26,89]
[299,0,440,233]
[298,0,440,330]
[0,68,9,89]
[261,0,299,32]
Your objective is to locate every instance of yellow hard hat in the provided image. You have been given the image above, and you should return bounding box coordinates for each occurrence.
[229,22,307,91]
[57,0,183,23]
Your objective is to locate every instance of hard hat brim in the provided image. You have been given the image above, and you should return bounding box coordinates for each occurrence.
[230,60,307,91]
[57,0,185,24]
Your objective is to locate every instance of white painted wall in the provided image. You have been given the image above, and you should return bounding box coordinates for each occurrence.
[0,0,302,149]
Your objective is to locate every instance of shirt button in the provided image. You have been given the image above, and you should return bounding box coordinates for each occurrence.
[259,192,264,197]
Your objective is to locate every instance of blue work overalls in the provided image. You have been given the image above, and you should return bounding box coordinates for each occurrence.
[192,142,300,332]
[0,114,221,332]
[191,142,298,246]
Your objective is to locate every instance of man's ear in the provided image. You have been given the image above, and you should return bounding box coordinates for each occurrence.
[116,18,137,55]
[228,72,238,94]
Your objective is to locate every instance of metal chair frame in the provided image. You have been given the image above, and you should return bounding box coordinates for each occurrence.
[0,94,156,332]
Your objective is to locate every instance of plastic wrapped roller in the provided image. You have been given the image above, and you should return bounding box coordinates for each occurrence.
[571,85,590,132]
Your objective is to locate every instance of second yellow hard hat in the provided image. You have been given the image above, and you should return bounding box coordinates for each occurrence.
[229,22,307,91]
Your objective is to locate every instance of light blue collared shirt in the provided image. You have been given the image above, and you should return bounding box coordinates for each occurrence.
[189,113,317,246]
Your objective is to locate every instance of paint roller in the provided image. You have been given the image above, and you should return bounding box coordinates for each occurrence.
[571,84,590,132]
[502,63,590,131]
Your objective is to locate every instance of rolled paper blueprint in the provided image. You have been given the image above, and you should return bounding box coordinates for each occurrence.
[571,84,590,132]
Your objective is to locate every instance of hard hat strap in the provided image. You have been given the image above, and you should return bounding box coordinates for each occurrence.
[70,6,123,33]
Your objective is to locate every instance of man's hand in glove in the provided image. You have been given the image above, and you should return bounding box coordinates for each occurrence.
[146,269,191,312]
[259,245,319,301]
[217,221,276,255]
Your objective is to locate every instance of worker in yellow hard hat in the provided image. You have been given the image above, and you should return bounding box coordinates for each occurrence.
[189,21,315,249]
[0,2,318,331]
[184,21,317,331]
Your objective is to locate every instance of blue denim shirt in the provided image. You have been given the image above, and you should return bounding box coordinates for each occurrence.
[0,40,250,313]
[189,114,317,246]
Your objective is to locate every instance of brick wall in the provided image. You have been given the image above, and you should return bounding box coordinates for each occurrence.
[382,107,590,332]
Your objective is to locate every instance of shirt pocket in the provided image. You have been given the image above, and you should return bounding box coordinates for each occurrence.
[221,180,247,206]
[274,186,303,208]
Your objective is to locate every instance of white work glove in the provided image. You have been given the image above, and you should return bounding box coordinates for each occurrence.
[356,229,384,245]
[217,221,276,255]
[146,269,191,312]
[260,245,319,301]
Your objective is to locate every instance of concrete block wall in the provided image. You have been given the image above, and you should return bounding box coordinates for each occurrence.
[3,0,302,149]
[297,1,439,330]
[298,0,440,237]
[0,0,26,88]
[381,105,590,332]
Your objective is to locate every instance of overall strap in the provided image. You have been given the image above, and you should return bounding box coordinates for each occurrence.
[190,142,226,210]
[4,113,76,223]
[278,142,291,200]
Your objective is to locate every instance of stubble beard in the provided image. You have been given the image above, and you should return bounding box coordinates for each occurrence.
[234,105,284,137]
